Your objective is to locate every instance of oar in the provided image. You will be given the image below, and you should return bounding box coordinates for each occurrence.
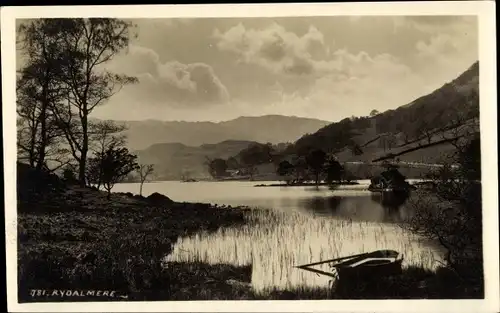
[294,265,338,279]
[295,251,371,268]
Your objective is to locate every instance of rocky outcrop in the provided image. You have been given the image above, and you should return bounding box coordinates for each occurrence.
[146,192,173,206]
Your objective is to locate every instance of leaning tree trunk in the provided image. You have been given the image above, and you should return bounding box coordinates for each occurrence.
[35,76,50,172]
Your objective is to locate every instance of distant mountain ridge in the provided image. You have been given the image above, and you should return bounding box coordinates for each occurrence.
[104,115,331,151]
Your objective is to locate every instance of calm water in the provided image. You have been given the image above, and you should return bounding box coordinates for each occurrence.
[113,180,445,292]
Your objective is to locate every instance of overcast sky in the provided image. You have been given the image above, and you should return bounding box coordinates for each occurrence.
[19,16,478,122]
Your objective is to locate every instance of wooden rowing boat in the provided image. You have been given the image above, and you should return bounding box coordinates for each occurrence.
[295,250,404,281]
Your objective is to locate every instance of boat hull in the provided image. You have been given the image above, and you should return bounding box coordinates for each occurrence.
[337,259,403,281]
[295,250,404,284]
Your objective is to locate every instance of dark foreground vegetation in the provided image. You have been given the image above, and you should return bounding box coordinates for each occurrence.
[18,162,251,302]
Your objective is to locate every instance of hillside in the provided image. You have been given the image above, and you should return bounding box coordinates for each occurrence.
[294,61,480,165]
[113,115,331,151]
[132,62,479,181]
[135,140,259,180]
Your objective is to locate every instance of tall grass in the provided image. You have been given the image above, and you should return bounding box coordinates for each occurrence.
[166,208,445,294]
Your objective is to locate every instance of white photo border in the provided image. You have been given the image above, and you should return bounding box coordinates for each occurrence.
[2,2,498,312]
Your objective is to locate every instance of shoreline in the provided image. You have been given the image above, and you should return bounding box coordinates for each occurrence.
[17,166,481,301]
[118,177,432,184]
[253,182,360,187]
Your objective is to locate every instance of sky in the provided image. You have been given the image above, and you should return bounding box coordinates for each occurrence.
[18,16,478,122]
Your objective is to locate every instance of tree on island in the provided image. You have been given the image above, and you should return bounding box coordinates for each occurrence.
[292,155,309,184]
[207,158,228,179]
[238,144,266,180]
[270,152,284,172]
[226,156,240,170]
[89,146,139,199]
[324,157,344,184]
[276,160,294,185]
[137,164,154,196]
[306,149,327,186]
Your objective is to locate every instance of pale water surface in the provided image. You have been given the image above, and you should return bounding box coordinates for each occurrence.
[113,180,445,292]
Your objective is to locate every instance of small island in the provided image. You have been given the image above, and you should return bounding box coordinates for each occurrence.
[368,165,417,193]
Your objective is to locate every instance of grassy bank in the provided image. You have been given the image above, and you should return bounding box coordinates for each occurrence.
[17,177,253,302]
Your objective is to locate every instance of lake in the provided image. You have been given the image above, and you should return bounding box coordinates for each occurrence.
[113,180,445,293]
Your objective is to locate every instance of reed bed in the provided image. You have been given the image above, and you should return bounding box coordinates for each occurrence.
[165,207,445,294]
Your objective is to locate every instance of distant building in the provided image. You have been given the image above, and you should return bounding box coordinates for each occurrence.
[227,169,244,177]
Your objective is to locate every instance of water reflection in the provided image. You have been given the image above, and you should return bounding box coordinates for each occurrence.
[370,191,410,210]
[370,191,412,222]
[299,196,343,216]
[298,192,412,223]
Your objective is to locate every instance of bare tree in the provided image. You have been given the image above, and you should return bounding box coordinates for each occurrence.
[94,146,139,199]
[383,133,397,150]
[17,90,40,167]
[16,21,67,171]
[46,18,138,186]
[137,164,154,196]
[401,131,412,145]
[415,121,434,145]
[84,120,127,188]
[379,135,395,152]
[89,120,127,154]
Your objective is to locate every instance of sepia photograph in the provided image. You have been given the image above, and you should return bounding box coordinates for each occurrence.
[2,2,498,312]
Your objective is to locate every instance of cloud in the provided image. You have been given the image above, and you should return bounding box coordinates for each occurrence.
[210,48,426,121]
[105,45,230,107]
[398,16,476,33]
[116,45,161,76]
[212,20,429,120]
[212,21,416,81]
[92,17,477,122]
[412,18,478,87]
[265,56,425,121]
[213,22,327,76]
[416,34,460,58]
